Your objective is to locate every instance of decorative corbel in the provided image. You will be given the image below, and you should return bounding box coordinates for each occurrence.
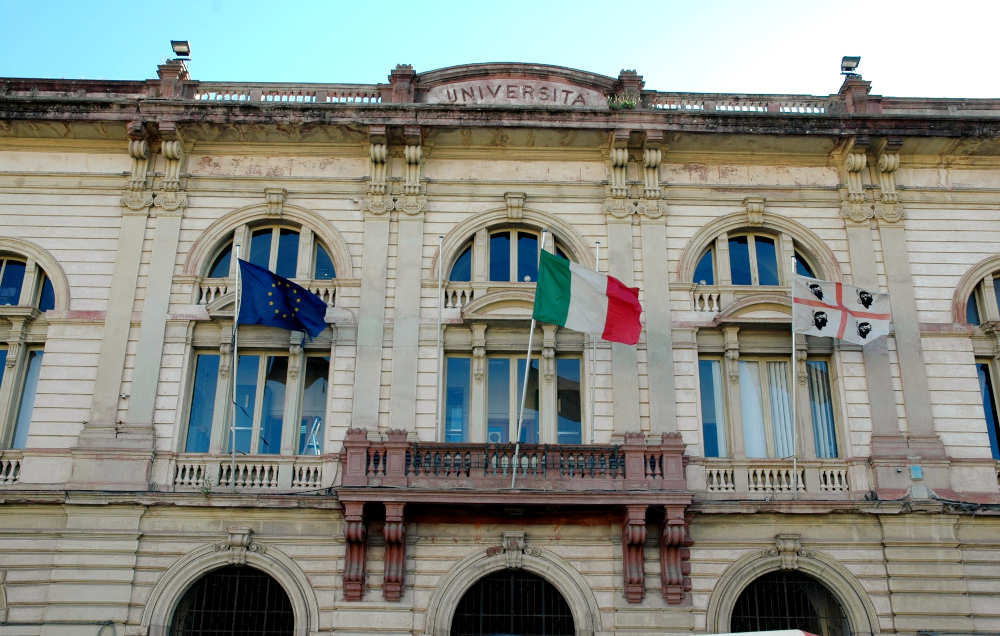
[218,339,233,379]
[160,138,185,192]
[622,504,648,603]
[343,501,368,601]
[4,316,27,370]
[795,333,808,386]
[287,331,303,381]
[841,137,874,224]
[723,326,740,381]
[153,125,188,214]
[643,131,663,200]
[875,138,904,223]
[383,502,406,601]
[609,129,630,199]
[541,324,556,383]
[660,504,691,604]
[366,126,390,215]
[504,192,526,221]
[471,323,486,381]
[264,187,287,217]
[121,121,153,212]
[399,126,426,215]
[212,526,265,565]
[743,197,766,226]
[770,533,808,570]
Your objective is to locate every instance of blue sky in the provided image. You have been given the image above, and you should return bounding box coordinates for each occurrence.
[3,0,997,98]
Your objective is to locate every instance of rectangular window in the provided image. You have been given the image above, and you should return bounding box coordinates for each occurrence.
[808,361,838,458]
[231,354,287,455]
[184,354,220,453]
[486,358,509,443]
[299,356,329,454]
[728,236,752,285]
[755,236,780,286]
[978,362,1000,459]
[698,359,726,457]
[556,358,582,444]
[11,350,43,449]
[445,357,471,442]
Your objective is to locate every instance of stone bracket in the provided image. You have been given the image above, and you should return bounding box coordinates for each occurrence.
[660,504,692,604]
[343,501,368,601]
[383,502,406,601]
[622,504,647,603]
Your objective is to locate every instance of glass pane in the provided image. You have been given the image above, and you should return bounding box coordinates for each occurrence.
[516,358,540,444]
[739,361,768,458]
[314,244,336,280]
[994,278,1000,318]
[556,358,582,444]
[808,361,839,459]
[0,260,25,306]
[299,357,329,454]
[12,350,43,449]
[517,234,538,282]
[486,358,510,443]
[209,242,232,278]
[978,363,1000,460]
[794,252,816,278]
[694,249,714,285]
[249,229,272,270]
[755,236,780,286]
[767,361,793,457]
[489,232,511,281]
[232,355,259,454]
[728,236,752,285]
[445,357,471,442]
[556,245,570,261]
[38,276,55,312]
[449,245,472,282]
[275,228,299,278]
[967,293,982,326]
[184,354,219,453]
[699,359,726,457]
[0,350,6,388]
[258,356,287,454]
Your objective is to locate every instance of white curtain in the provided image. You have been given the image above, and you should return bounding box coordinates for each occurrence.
[768,361,794,458]
[808,361,838,458]
[739,361,767,458]
[699,360,728,457]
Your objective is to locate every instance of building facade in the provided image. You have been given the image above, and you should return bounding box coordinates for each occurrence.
[0,57,998,635]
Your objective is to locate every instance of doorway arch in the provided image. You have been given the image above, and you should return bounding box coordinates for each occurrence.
[170,565,293,635]
[730,569,849,635]
[451,569,574,636]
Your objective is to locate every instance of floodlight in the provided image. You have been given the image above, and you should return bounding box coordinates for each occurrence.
[171,40,191,58]
[841,56,861,74]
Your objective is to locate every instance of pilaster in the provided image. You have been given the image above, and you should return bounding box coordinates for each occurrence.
[389,127,425,433]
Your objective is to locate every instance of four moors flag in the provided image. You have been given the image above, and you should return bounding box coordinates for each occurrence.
[532,250,642,345]
[793,275,891,345]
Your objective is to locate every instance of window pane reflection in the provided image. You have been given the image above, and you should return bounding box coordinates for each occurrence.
[445,357,471,442]
[275,229,299,278]
[516,358,540,444]
[209,241,232,278]
[729,236,751,285]
[249,229,272,269]
[487,358,509,443]
[489,233,511,281]
[11,350,42,449]
[185,354,219,453]
[517,234,538,282]
[450,246,472,282]
[0,260,25,306]
[39,277,55,312]
[556,358,581,444]
[299,357,328,454]
[232,355,259,454]
[794,253,816,278]
[258,356,287,455]
[314,245,335,280]
[699,359,726,457]
[978,363,1000,459]
[694,249,714,285]
[756,236,779,285]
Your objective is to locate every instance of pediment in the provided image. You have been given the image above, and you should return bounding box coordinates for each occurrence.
[462,288,535,320]
[715,293,792,325]
[416,63,616,109]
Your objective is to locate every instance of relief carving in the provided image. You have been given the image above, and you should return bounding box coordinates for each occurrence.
[622,505,647,603]
[212,526,265,565]
[660,505,692,604]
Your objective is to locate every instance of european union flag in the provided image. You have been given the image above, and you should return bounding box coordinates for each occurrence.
[237,259,328,337]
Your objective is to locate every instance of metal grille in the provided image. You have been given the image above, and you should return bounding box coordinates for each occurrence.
[731,570,850,636]
[170,565,294,636]
[452,569,575,636]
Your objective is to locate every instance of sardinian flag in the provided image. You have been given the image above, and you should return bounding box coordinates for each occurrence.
[792,275,891,346]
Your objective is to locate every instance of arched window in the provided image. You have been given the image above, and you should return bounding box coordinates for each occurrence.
[170,565,293,635]
[448,227,570,282]
[730,570,849,635]
[451,569,574,636]
[956,261,1000,460]
[206,224,336,281]
[692,238,816,286]
[964,272,1000,327]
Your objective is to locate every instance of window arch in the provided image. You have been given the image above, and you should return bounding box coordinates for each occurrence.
[731,570,849,634]
[170,565,294,635]
[205,224,337,281]
[447,226,574,283]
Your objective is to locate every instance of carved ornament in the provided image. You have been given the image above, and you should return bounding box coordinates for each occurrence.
[622,505,647,603]
[383,502,406,601]
[264,187,287,216]
[766,533,810,570]
[212,526,265,565]
[876,202,904,224]
[120,190,153,212]
[343,501,368,601]
[660,504,692,604]
[743,197,766,226]
[841,201,874,225]
[398,194,426,216]
[501,531,526,569]
[154,191,187,215]
[365,195,391,216]
[504,192,526,220]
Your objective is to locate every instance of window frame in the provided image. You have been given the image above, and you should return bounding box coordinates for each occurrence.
[205,223,337,282]
[448,226,570,284]
[976,358,1000,460]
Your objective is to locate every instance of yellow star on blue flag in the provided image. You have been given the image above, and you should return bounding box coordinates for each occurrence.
[237,259,328,337]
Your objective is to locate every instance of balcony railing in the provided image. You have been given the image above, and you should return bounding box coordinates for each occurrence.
[168,454,326,491]
[195,277,339,307]
[0,451,22,485]
[697,458,852,497]
[341,430,687,492]
[193,82,382,104]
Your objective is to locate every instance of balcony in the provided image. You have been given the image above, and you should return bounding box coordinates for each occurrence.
[165,453,328,492]
[691,457,856,500]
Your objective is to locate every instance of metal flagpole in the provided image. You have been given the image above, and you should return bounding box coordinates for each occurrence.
[231,243,241,491]
[436,235,445,436]
[511,229,548,489]
[589,241,599,444]
[790,257,798,499]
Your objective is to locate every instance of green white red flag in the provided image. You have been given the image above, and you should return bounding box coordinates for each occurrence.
[532,250,642,345]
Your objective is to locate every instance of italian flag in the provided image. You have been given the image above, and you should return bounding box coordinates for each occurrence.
[532,250,642,345]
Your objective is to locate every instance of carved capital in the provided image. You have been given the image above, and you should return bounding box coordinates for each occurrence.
[219,341,233,379]
[365,195,391,216]
[841,201,874,225]
[504,192,526,220]
[288,332,303,381]
[120,190,153,212]
[398,194,426,216]
[472,323,487,381]
[604,197,632,220]
[723,326,740,381]
[876,202,904,224]
[743,197,766,226]
[153,191,187,215]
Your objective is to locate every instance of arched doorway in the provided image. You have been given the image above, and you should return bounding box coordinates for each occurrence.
[170,565,294,635]
[731,570,850,636]
[451,569,575,636]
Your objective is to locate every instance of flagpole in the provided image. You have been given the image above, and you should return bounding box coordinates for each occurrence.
[511,229,547,488]
[790,258,798,500]
[590,241,600,444]
[231,244,241,491]
[436,235,444,436]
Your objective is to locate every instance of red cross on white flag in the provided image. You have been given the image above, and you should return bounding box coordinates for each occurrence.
[792,275,891,346]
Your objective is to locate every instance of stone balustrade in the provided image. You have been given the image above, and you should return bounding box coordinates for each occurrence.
[696,458,854,497]
[168,454,326,491]
[196,277,338,307]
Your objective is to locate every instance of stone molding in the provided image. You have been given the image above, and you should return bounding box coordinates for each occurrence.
[140,535,319,636]
[953,254,1000,324]
[0,238,70,312]
[422,541,602,636]
[705,537,880,635]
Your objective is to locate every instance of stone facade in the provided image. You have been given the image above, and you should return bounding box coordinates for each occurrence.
[0,59,998,634]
